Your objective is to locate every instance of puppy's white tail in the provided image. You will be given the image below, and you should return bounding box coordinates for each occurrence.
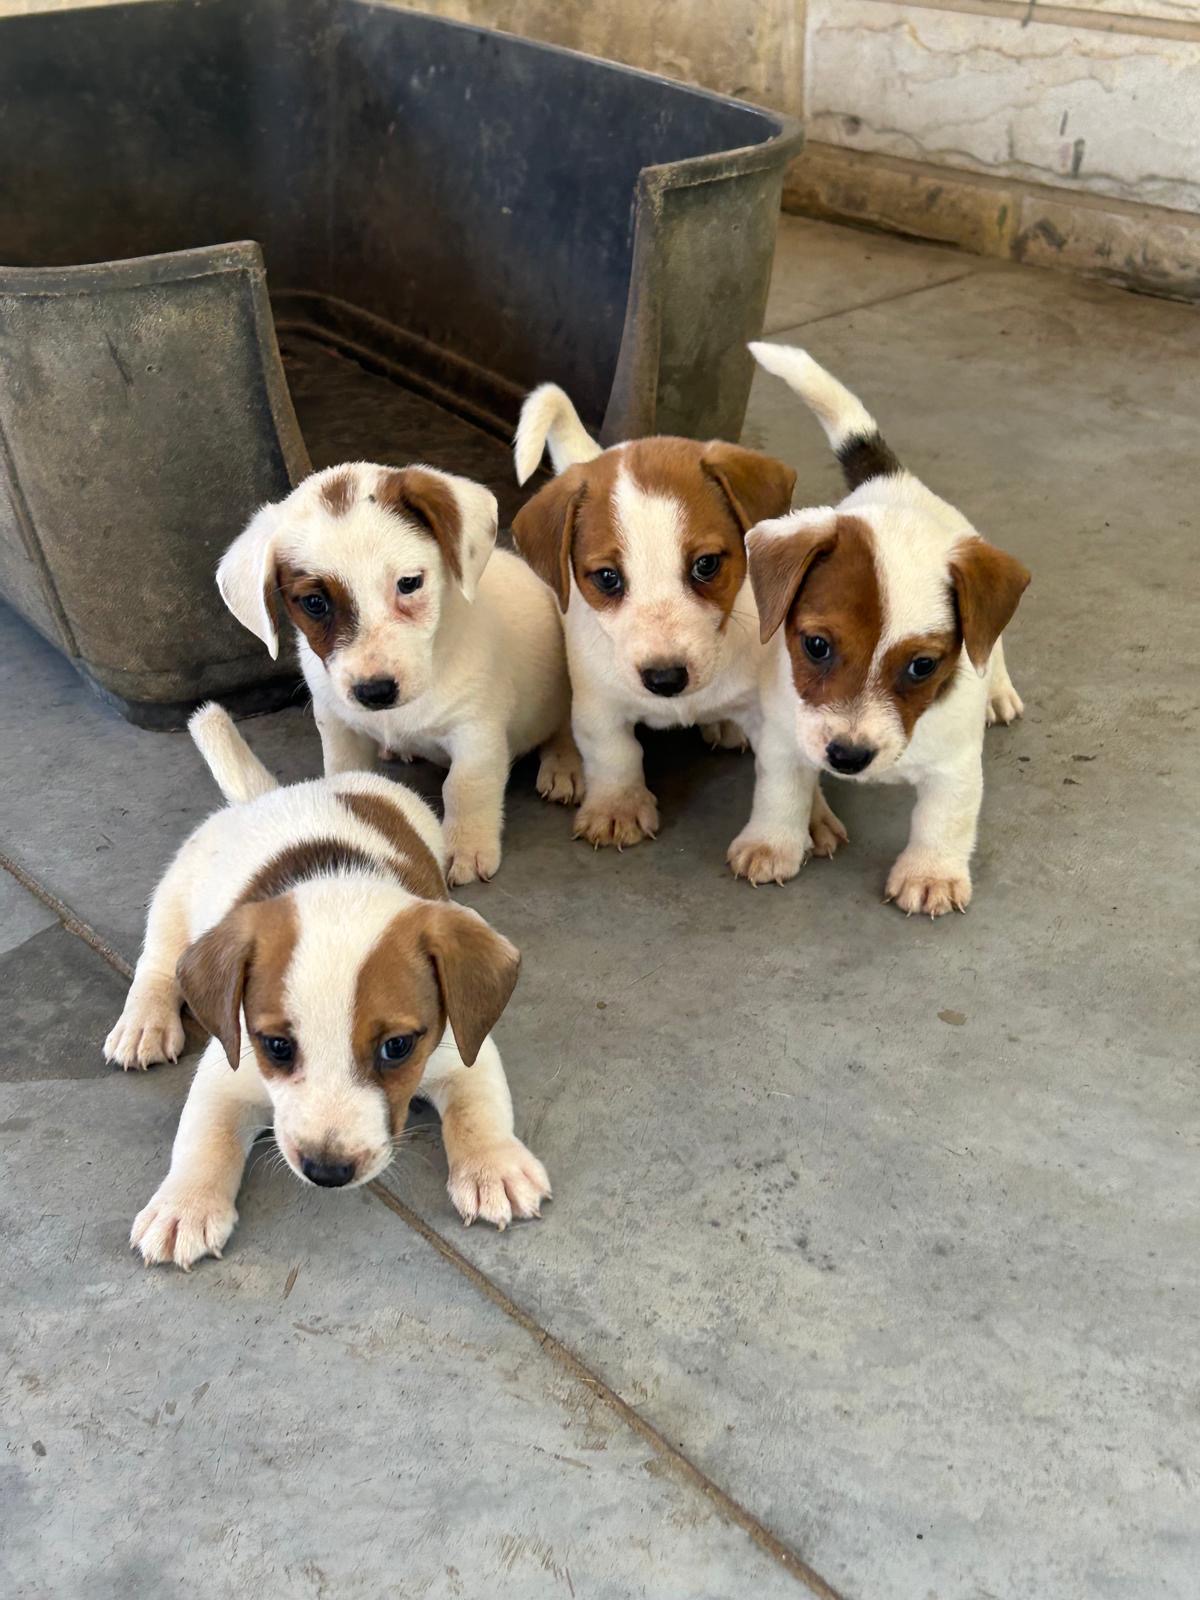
[514,383,603,485]
[748,341,902,492]
[188,702,279,805]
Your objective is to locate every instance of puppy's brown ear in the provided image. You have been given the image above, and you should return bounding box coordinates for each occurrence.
[177,907,254,1069]
[419,903,521,1067]
[701,443,796,534]
[745,511,839,643]
[949,540,1031,674]
[511,469,586,612]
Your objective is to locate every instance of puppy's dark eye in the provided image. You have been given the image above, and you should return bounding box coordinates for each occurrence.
[691,553,722,583]
[396,575,423,596]
[259,1035,295,1067]
[378,1034,417,1067]
[300,592,331,621]
[906,655,939,682]
[590,567,624,597]
[802,634,832,664]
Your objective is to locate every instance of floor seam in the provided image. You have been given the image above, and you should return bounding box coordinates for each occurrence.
[765,265,984,336]
[1,846,847,1599]
[0,850,134,979]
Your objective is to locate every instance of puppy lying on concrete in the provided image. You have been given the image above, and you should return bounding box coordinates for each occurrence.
[743,342,1030,915]
[218,461,579,886]
[511,385,846,874]
[103,704,550,1270]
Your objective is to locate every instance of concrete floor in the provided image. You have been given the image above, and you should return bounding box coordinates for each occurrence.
[2,216,1197,1600]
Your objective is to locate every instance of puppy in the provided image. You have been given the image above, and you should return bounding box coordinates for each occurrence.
[217,461,580,887]
[103,704,550,1270]
[743,342,1030,915]
[511,385,846,873]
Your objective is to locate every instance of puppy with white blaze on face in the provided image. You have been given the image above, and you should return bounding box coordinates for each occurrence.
[511,384,846,874]
[743,342,1031,917]
[103,704,549,1271]
[217,461,580,887]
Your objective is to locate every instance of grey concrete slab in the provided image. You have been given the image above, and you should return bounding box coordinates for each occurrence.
[763,215,986,335]
[0,871,56,957]
[0,1060,805,1598]
[0,923,133,1080]
[2,224,1198,1600]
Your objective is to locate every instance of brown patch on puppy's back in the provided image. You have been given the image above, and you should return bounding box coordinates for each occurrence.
[277,561,358,662]
[237,838,383,905]
[783,516,883,706]
[337,791,446,902]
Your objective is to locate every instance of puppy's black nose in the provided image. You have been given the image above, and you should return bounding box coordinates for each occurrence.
[640,664,689,698]
[352,676,398,710]
[300,1155,356,1188]
[825,740,876,775]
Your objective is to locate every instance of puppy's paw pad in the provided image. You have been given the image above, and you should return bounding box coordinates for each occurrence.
[103,994,186,1071]
[445,833,502,887]
[131,1185,237,1270]
[536,749,585,806]
[701,719,749,753]
[808,793,849,859]
[573,789,659,850]
[727,832,807,886]
[885,856,972,918]
[986,685,1024,726]
[448,1139,551,1230]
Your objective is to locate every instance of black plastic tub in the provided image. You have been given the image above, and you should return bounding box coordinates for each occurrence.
[0,0,803,725]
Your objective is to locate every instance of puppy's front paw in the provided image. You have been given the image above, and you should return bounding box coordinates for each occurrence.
[701,719,749,753]
[444,825,502,886]
[808,787,849,859]
[727,830,808,886]
[447,1138,551,1230]
[986,682,1024,726]
[885,851,972,917]
[131,1181,238,1270]
[574,788,659,849]
[537,745,585,806]
[104,987,186,1071]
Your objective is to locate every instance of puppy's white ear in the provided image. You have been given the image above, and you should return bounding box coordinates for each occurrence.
[376,467,498,602]
[217,502,285,659]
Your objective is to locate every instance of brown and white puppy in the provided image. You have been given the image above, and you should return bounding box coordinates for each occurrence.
[103,704,549,1270]
[217,461,579,887]
[742,343,1030,915]
[511,384,845,871]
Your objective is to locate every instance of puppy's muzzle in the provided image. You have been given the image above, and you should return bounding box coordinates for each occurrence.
[353,676,399,711]
[300,1153,357,1188]
[639,663,689,698]
[825,740,876,776]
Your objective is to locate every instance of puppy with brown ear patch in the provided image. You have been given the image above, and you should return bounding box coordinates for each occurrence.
[511,384,845,870]
[218,461,579,887]
[103,704,549,1270]
[741,343,1031,916]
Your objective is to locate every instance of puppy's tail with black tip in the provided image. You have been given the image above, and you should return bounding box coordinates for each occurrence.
[514,383,603,485]
[189,702,279,805]
[748,341,902,492]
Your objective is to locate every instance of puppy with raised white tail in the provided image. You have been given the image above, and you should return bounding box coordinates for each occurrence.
[103,703,550,1270]
[217,461,580,886]
[512,384,846,873]
[742,342,1030,916]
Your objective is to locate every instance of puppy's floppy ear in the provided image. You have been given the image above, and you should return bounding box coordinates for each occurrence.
[949,539,1031,674]
[376,466,498,602]
[511,467,586,612]
[217,502,286,659]
[176,906,255,1070]
[701,442,796,534]
[746,509,839,643]
[417,902,521,1067]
